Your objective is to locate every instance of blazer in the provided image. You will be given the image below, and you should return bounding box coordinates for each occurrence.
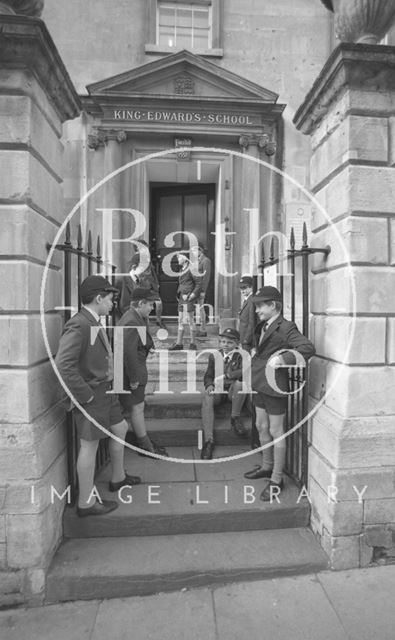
[177,267,202,300]
[251,315,315,397]
[238,294,256,352]
[204,349,243,389]
[198,255,212,294]
[118,306,154,386]
[54,307,113,405]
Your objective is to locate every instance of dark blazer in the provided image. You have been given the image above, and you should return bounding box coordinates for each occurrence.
[177,267,202,299]
[198,255,212,294]
[55,307,112,405]
[238,294,256,352]
[204,349,243,389]
[251,315,315,397]
[118,306,154,386]
[117,276,138,316]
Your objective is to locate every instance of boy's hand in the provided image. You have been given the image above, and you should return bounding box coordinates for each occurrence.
[206,385,215,394]
[182,294,188,301]
[130,381,139,390]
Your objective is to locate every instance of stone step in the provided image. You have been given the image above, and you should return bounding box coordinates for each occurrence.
[46,528,328,603]
[63,447,309,539]
[131,416,252,447]
[143,391,250,418]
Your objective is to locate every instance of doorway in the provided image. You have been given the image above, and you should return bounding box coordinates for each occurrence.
[150,184,216,317]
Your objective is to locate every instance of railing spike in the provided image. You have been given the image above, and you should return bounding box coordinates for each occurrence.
[87,230,92,255]
[96,235,101,260]
[77,224,82,250]
[65,222,71,245]
[290,227,295,250]
[270,237,275,262]
[302,222,308,248]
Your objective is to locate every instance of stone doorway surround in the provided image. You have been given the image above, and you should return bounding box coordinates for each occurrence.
[81,50,286,320]
[294,43,395,569]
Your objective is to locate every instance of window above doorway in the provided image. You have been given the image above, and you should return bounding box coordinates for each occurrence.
[145,0,223,58]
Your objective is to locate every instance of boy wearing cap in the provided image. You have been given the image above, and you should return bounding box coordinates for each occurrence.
[244,286,315,501]
[118,287,168,457]
[238,275,256,353]
[194,244,212,338]
[55,275,141,517]
[200,328,249,459]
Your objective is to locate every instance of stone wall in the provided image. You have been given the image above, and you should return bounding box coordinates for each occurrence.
[42,0,334,240]
[295,44,395,569]
[0,16,80,606]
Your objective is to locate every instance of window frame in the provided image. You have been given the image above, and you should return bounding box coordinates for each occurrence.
[146,0,223,58]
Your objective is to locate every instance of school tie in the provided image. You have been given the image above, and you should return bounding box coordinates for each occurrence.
[259,322,269,344]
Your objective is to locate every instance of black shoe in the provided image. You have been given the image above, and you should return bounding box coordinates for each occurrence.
[230,416,248,437]
[244,465,273,480]
[168,343,183,351]
[77,499,118,517]
[260,479,285,502]
[109,473,142,492]
[189,343,197,350]
[200,440,215,460]
[137,440,169,458]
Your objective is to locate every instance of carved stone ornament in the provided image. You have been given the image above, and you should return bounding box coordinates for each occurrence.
[174,74,195,95]
[0,0,44,16]
[320,0,395,44]
[238,134,275,156]
[87,129,127,150]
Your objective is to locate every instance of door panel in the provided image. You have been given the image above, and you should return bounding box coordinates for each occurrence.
[151,184,216,317]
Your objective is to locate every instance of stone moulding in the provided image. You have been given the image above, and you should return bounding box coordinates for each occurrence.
[0,15,80,123]
[320,0,395,45]
[293,42,395,134]
[0,0,44,16]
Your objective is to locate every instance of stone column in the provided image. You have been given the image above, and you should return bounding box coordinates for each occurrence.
[294,43,395,569]
[87,129,127,272]
[238,135,261,277]
[0,16,80,605]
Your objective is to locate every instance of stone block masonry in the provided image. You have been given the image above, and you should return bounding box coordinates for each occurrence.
[294,43,395,570]
[0,16,80,606]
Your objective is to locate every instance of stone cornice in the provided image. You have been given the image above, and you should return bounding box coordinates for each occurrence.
[293,43,395,135]
[0,15,81,122]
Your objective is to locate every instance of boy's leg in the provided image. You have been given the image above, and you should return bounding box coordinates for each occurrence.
[176,311,184,344]
[76,438,100,508]
[267,413,286,485]
[188,310,197,346]
[199,293,207,332]
[155,299,163,322]
[228,380,248,436]
[201,392,217,441]
[109,419,129,484]
[255,406,274,472]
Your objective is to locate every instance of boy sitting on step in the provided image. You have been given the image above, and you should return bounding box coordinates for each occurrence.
[200,328,249,459]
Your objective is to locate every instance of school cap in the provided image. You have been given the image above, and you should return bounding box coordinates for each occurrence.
[252,286,282,303]
[239,276,253,288]
[80,275,118,298]
[130,287,160,302]
[219,327,240,341]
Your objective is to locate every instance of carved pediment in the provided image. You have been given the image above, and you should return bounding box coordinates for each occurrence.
[87,50,278,103]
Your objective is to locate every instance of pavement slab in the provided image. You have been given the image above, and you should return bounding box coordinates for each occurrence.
[318,565,395,640]
[213,575,349,640]
[91,589,216,640]
[0,601,99,640]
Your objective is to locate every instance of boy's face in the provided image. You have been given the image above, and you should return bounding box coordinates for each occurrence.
[219,336,238,353]
[240,286,252,300]
[255,300,277,322]
[138,300,155,318]
[97,292,114,316]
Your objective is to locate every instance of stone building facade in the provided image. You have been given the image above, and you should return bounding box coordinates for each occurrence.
[0,0,394,605]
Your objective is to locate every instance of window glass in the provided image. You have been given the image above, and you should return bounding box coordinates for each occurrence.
[157,2,211,49]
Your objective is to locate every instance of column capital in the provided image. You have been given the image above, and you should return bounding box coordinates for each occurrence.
[0,1,44,16]
[294,42,395,136]
[87,128,127,150]
[238,133,276,156]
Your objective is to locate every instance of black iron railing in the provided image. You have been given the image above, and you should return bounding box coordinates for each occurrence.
[52,222,117,505]
[254,222,330,487]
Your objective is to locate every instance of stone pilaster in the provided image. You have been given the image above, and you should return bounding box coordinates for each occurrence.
[0,16,80,605]
[294,43,395,570]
